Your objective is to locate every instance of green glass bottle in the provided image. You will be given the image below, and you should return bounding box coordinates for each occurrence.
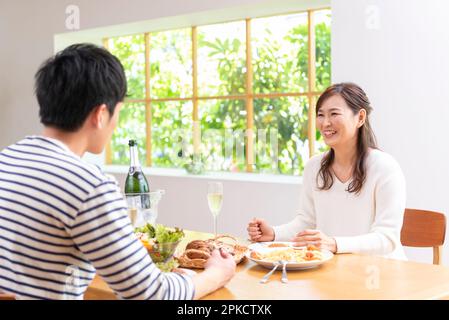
[125,140,151,208]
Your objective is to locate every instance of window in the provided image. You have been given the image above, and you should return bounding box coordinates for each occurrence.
[104,8,331,176]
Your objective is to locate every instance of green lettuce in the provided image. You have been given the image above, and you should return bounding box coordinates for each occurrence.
[135,223,184,244]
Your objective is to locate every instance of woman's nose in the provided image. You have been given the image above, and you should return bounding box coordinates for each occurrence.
[318,115,331,127]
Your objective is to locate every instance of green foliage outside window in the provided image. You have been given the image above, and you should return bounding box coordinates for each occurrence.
[108,9,331,175]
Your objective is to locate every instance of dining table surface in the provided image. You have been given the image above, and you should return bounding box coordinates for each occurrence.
[85,230,449,300]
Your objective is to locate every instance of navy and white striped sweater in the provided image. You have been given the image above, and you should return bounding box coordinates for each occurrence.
[0,136,194,300]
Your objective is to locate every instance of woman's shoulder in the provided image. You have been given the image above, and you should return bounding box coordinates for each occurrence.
[302,152,327,181]
[305,152,325,171]
[367,148,403,175]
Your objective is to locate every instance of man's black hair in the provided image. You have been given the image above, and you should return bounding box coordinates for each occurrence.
[35,43,127,131]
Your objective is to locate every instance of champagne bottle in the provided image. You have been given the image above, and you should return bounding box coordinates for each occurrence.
[125,140,151,209]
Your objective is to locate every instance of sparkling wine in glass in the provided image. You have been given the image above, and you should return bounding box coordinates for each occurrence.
[207,182,223,237]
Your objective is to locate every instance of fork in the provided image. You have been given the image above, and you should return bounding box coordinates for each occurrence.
[280,260,288,283]
[259,262,280,284]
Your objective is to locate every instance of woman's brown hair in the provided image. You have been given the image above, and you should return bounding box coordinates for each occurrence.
[316,82,377,194]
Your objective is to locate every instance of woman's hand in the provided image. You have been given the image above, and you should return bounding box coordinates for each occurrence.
[291,229,337,253]
[247,218,275,242]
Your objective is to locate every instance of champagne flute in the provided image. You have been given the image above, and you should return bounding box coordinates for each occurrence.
[207,182,223,237]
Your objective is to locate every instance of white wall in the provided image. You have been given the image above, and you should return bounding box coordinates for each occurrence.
[111,170,301,238]
[332,0,449,264]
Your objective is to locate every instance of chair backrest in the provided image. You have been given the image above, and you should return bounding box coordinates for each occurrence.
[401,208,446,265]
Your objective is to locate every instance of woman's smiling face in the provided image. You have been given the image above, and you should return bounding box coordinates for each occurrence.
[316,94,364,149]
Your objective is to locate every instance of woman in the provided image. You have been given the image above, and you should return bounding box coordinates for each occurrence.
[247,82,407,259]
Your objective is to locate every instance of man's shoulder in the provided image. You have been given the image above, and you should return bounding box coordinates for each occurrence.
[1,135,111,187]
[70,158,117,189]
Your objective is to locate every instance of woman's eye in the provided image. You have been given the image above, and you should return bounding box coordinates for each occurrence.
[317,114,324,117]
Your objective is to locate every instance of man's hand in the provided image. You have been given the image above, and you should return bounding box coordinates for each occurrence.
[204,248,236,281]
[192,248,236,300]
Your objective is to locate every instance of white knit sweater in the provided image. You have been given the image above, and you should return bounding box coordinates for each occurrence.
[273,149,407,260]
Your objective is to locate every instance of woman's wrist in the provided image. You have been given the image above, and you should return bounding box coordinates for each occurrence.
[330,237,337,253]
[269,227,275,241]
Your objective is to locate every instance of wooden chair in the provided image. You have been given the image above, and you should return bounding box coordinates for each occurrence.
[0,293,16,300]
[401,208,446,265]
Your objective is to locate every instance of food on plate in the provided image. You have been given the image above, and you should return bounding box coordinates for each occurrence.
[267,243,289,248]
[250,244,323,263]
[293,243,320,251]
[176,235,247,269]
[250,250,263,260]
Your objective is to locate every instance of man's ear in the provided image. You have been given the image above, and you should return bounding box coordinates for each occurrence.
[358,109,367,128]
[91,104,109,129]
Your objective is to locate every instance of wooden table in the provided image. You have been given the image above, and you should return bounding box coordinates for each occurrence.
[85,230,449,300]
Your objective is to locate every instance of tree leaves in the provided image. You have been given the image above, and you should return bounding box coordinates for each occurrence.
[110,12,331,175]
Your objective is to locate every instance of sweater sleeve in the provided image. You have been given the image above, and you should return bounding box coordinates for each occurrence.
[69,178,195,300]
[273,160,317,241]
[334,164,406,255]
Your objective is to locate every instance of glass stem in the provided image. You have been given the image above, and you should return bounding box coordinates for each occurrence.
[213,214,218,237]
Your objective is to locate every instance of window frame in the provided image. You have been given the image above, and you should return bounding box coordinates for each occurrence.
[103,7,331,173]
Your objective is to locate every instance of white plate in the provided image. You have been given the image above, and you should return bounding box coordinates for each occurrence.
[246,242,334,270]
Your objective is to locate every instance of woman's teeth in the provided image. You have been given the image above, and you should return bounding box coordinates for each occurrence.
[323,130,336,138]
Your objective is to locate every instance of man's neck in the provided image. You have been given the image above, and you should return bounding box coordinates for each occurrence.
[41,127,87,157]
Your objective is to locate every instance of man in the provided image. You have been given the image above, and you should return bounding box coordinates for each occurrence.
[0,43,235,300]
